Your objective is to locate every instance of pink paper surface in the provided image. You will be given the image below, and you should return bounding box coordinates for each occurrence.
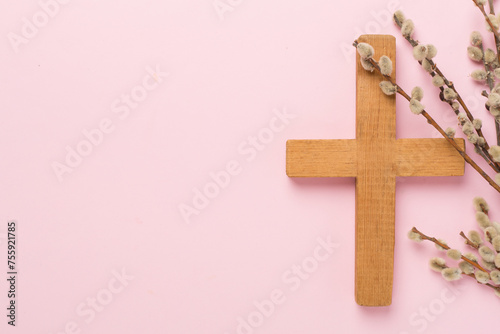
[1,0,498,333]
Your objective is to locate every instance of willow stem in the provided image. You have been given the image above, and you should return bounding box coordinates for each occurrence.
[393,11,500,170]
[484,0,500,145]
[497,121,500,146]
[459,231,480,249]
[464,272,500,291]
[473,0,500,41]
[411,227,488,272]
[352,41,500,193]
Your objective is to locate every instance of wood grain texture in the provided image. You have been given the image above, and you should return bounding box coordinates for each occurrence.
[395,138,465,176]
[286,140,357,177]
[285,34,465,307]
[354,34,396,306]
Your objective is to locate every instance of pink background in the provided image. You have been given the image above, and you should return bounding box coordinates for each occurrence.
[1,0,499,333]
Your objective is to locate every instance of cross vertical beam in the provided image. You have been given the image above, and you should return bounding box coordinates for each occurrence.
[354,35,396,306]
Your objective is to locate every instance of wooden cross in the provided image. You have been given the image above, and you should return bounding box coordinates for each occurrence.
[286,35,465,306]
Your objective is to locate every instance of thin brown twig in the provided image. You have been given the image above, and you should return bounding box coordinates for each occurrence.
[473,0,500,151]
[496,121,500,146]
[481,0,500,145]
[464,272,500,291]
[411,227,489,272]
[459,231,480,249]
[473,0,500,41]
[486,0,500,67]
[393,13,500,168]
[419,110,500,193]
[473,41,500,170]
[352,40,500,193]
[475,144,500,172]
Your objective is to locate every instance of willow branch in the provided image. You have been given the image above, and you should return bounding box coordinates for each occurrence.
[459,231,480,249]
[351,41,500,193]
[411,227,488,272]
[464,272,500,291]
[393,12,500,170]
[473,0,500,41]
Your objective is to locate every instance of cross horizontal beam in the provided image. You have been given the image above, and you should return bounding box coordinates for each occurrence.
[286,138,465,178]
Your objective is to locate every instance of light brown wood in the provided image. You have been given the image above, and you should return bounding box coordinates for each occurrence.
[285,34,465,306]
[286,140,357,177]
[354,34,396,307]
[396,138,465,176]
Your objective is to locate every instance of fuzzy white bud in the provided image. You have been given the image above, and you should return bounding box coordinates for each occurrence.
[473,197,489,213]
[413,44,428,61]
[426,44,437,59]
[401,19,414,38]
[489,145,500,162]
[486,14,499,32]
[393,10,406,24]
[357,43,374,59]
[429,257,447,272]
[479,245,495,262]
[421,59,433,73]
[468,134,479,144]
[360,57,375,72]
[467,46,483,61]
[411,86,424,101]
[490,270,500,284]
[485,226,498,243]
[457,112,468,123]
[492,221,500,234]
[445,127,456,138]
[485,48,496,63]
[462,121,475,135]
[442,267,462,281]
[490,106,500,117]
[432,75,445,87]
[492,235,500,252]
[476,211,491,229]
[493,83,500,94]
[475,270,490,284]
[459,261,475,275]
[409,98,424,115]
[379,81,397,95]
[470,31,482,46]
[471,69,488,81]
[379,55,393,76]
[443,87,457,101]
[468,230,483,246]
[473,119,482,130]
[488,93,500,107]
[495,68,500,79]
[446,249,462,261]
[407,230,422,242]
